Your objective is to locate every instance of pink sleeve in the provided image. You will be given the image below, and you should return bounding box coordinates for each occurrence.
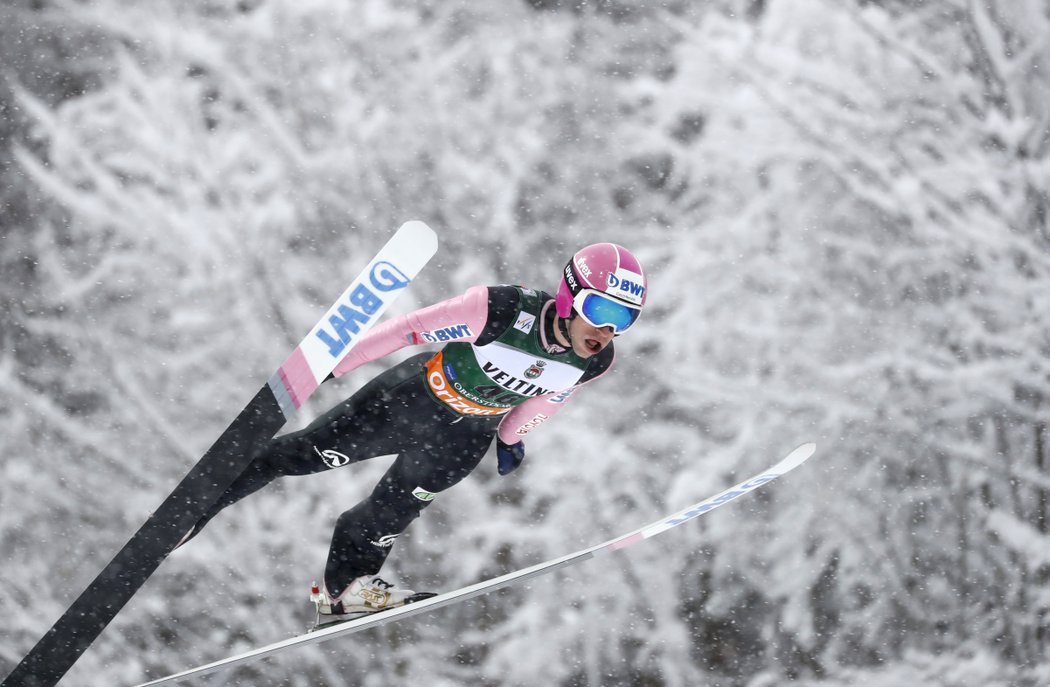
[496,349,615,444]
[332,285,491,378]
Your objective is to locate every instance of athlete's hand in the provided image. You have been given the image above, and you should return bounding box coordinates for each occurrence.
[496,437,526,475]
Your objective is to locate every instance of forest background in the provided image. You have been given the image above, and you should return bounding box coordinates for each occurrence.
[2,0,1049,685]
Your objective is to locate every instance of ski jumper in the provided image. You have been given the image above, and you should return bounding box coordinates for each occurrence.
[194,285,614,598]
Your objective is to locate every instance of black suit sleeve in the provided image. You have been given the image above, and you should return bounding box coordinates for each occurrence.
[475,285,522,346]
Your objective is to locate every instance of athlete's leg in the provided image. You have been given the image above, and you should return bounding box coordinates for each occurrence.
[181,354,430,544]
[324,422,496,596]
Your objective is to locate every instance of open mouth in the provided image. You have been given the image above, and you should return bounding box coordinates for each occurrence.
[584,337,603,355]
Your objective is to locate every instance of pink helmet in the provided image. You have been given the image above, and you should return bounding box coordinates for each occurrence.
[555,243,647,333]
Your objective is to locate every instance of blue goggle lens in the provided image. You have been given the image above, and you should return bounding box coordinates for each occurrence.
[579,293,641,332]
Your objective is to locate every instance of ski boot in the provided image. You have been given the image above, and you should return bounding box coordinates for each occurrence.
[309,576,436,630]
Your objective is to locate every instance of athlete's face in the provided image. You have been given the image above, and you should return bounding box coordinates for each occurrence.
[569,317,615,358]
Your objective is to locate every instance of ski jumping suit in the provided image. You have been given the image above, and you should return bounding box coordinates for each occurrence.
[194,285,614,597]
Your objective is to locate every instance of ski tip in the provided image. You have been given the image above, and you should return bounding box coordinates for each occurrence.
[783,442,816,469]
[397,220,439,255]
[765,442,817,475]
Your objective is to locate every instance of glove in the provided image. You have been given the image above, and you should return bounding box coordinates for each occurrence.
[496,437,526,476]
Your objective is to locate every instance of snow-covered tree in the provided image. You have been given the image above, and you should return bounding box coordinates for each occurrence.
[3,1,1048,685]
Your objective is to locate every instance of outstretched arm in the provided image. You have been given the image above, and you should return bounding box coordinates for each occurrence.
[332,285,490,378]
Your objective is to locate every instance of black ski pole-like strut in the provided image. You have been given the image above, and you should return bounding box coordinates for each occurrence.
[2,388,283,687]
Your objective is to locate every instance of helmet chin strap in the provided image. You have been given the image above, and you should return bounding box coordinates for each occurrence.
[557,312,574,346]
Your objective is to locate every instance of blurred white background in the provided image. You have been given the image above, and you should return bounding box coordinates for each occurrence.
[2,1,1048,685]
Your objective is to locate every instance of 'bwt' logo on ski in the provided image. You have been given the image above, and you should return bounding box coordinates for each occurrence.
[315,261,410,357]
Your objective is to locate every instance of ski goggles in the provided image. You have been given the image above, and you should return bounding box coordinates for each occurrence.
[573,289,642,333]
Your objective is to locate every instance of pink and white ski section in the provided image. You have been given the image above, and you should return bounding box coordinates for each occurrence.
[267,221,438,418]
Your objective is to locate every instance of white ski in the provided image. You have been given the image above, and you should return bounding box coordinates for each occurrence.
[132,442,816,687]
